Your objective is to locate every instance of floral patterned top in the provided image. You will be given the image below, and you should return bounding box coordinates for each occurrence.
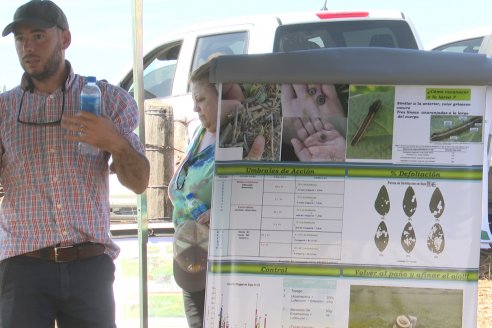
[168,127,214,227]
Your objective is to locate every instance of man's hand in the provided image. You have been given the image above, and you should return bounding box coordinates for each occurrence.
[61,112,150,194]
[61,112,121,153]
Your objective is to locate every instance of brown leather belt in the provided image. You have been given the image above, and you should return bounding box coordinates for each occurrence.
[21,243,105,262]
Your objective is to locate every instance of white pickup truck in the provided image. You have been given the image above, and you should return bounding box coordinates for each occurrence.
[110,9,424,235]
[429,25,492,56]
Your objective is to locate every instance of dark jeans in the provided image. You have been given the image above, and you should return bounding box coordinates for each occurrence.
[182,289,205,328]
[0,254,116,328]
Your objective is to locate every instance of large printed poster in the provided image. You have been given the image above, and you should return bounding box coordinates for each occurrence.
[205,82,488,327]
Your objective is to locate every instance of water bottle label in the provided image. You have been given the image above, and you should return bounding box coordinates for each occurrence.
[80,95,101,115]
[190,205,207,220]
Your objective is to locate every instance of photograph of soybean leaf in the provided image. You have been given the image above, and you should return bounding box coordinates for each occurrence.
[348,285,463,328]
[346,85,395,160]
[430,115,483,143]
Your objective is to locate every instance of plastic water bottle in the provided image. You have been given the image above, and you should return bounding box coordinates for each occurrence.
[186,193,208,220]
[79,76,101,156]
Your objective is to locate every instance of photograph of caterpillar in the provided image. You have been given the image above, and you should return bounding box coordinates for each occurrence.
[346,85,395,160]
[430,115,483,143]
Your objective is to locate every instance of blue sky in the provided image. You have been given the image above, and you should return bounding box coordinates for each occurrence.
[1,0,492,90]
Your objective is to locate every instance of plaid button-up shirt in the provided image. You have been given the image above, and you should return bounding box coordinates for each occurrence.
[0,62,145,260]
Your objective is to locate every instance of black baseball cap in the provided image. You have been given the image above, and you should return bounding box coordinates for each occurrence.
[2,0,69,37]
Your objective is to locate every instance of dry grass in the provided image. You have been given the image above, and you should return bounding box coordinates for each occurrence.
[479,248,492,328]
[218,83,282,161]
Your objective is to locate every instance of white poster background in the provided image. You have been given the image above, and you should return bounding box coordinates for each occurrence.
[206,84,488,328]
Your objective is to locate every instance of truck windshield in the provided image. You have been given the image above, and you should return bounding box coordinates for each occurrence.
[274,20,419,52]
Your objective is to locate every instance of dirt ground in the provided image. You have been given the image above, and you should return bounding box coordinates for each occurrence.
[478,248,492,327]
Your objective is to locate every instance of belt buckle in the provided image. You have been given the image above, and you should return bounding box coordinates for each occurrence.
[54,245,74,262]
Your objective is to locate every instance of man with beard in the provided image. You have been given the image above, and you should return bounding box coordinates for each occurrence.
[0,1,150,327]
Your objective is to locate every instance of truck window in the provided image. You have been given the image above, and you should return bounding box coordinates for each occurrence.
[274,20,419,52]
[431,37,484,54]
[190,32,248,74]
[126,41,181,99]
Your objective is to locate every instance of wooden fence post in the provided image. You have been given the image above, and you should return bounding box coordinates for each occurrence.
[144,99,191,224]
[144,99,174,222]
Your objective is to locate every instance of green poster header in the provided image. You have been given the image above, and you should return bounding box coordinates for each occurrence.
[343,267,478,281]
[210,262,341,277]
[348,167,482,180]
[209,263,478,282]
[216,164,345,177]
[216,164,482,181]
[426,88,471,101]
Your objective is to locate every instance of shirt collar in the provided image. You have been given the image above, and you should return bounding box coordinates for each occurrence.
[20,60,75,93]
